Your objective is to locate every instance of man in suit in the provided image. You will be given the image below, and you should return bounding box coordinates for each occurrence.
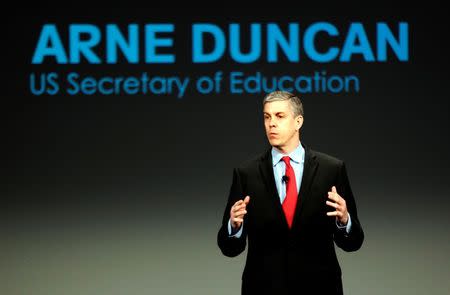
[217,91,364,295]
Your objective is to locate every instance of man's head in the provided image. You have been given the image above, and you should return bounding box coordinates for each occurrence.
[263,91,304,153]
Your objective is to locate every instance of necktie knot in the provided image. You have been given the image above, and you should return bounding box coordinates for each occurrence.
[282,156,291,166]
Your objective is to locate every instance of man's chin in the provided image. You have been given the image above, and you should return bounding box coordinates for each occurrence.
[268,139,281,148]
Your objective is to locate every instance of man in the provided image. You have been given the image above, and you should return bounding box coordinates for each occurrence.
[217,91,364,295]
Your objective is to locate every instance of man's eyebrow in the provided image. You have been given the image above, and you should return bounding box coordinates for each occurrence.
[264,111,286,115]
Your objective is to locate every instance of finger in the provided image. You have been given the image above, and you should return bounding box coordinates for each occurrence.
[328,192,339,202]
[231,200,245,210]
[329,191,343,203]
[326,200,339,209]
[233,196,250,209]
[233,209,247,217]
[234,215,246,221]
[326,211,343,217]
[234,200,244,206]
[332,186,337,194]
[231,205,248,213]
[233,204,247,211]
[232,217,244,223]
[244,196,250,204]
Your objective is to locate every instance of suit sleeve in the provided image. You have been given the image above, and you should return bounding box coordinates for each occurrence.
[217,168,247,257]
[333,161,364,252]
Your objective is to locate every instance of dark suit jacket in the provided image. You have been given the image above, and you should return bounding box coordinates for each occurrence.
[217,143,364,295]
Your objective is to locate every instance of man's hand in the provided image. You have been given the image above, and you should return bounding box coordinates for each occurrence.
[230,196,250,230]
[326,186,348,225]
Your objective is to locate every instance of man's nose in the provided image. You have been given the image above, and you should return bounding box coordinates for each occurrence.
[269,119,276,127]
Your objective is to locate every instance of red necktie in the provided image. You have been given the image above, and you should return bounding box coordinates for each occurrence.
[282,156,298,228]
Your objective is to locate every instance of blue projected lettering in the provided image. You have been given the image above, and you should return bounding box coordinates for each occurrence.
[303,22,339,63]
[32,25,68,64]
[267,23,300,62]
[69,25,101,64]
[340,23,375,62]
[192,24,226,63]
[31,22,409,64]
[106,24,139,64]
[229,24,261,63]
[377,22,409,61]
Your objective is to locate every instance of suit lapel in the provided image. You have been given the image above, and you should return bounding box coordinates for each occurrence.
[257,144,319,231]
[291,144,318,230]
[258,148,289,229]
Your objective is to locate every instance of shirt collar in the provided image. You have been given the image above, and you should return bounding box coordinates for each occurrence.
[271,141,305,167]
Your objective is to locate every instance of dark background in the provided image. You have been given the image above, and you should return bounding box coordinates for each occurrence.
[3,3,450,294]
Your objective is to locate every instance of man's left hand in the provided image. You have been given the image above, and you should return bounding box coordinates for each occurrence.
[326,186,348,225]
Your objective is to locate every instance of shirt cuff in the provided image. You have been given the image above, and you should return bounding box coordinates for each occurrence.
[228,218,243,238]
[336,212,352,234]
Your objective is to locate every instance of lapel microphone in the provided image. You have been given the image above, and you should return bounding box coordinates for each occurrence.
[282,175,289,183]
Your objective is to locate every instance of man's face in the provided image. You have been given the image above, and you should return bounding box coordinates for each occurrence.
[263,100,303,151]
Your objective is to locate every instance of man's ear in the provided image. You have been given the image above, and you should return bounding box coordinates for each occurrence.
[296,115,304,130]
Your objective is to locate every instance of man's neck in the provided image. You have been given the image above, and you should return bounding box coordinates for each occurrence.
[273,140,301,155]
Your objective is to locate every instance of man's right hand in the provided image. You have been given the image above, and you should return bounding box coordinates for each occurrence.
[230,196,250,230]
